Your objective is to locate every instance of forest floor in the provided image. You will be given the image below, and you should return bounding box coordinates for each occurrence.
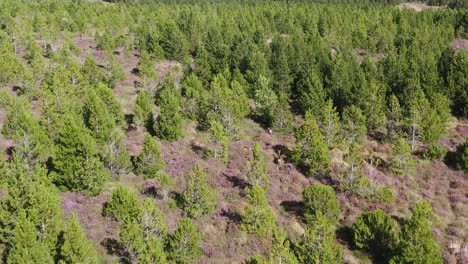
[1,35,466,263]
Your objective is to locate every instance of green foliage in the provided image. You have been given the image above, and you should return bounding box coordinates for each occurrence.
[387,94,402,140]
[294,212,343,264]
[422,143,447,161]
[391,138,414,174]
[106,54,125,89]
[246,143,269,190]
[207,120,230,163]
[342,105,367,145]
[104,187,141,222]
[82,56,106,86]
[6,211,54,264]
[318,99,342,149]
[390,202,443,264]
[451,139,468,172]
[269,229,299,264]
[302,184,340,224]
[134,90,153,128]
[135,134,165,178]
[58,214,99,264]
[253,75,278,127]
[167,217,202,264]
[52,114,109,195]
[292,110,330,177]
[155,76,183,141]
[242,184,277,237]
[95,82,124,125]
[297,68,326,116]
[182,164,217,218]
[352,210,399,262]
[137,50,157,89]
[83,90,116,144]
[272,93,293,134]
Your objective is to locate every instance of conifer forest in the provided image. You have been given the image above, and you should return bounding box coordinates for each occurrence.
[0,0,466,263]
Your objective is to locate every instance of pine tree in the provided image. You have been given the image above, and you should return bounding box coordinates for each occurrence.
[6,211,54,264]
[406,89,429,152]
[134,90,153,128]
[253,75,278,127]
[137,50,157,89]
[52,114,109,196]
[390,202,442,264]
[83,90,116,144]
[391,138,414,175]
[341,141,364,192]
[82,56,105,86]
[246,143,269,190]
[120,219,144,261]
[296,68,326,116]
[269,228,299,264]
[387,94,402,141]
[452,139,467,172]
[167,217,202,264]
[272,93,293,134]
[95,83,124,125]
[135,134,165,178]
[302,184,340,224]
[140,198,167,240]
[155,76,183,141]
[58,214,99,264]
[104,187,141,222]
[208,120,229,163]
[182,164,217,218]
[106,53,125,89]
[242,184,277,236]
[102,130,133,175]
[318,99,342,149]
[342,105,367,145]
[292,110,330,177]
[294,212,343,264]
[353,210,399,262]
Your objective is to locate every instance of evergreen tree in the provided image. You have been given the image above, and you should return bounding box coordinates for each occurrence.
[452,139,467,172]
[406,89,429,152]
[341,141,364,192]
[167,217,202,264]
[353,210,399,262]
[6,211,54,264]
[102,130,132,175]
[302,184,340,224]
[155,76,183,141]
[390,202,442,264]
[106,53,125,89]
[134,90,153,128]
[342,105,367,145]
[134,134,165,178]
[391,138,414,175]
[83,90,115,144]
[242,184,277,237]
[52,114,109,195]
[58,214,99,264]
[272,93,293,134]
[292,110,330,177]
[387,94,402,141]
[95,82,124,125]
[104,186,141,222]
[82,56,105,86]
[208,120,229,163]
[253,75,278,127]
[182,164,217,218]
[318,99,342,149]
[246,142,269,190]
[296,68,326,116]
[137,50,157,90]
[294,212,343,264]
[269,229,299,264]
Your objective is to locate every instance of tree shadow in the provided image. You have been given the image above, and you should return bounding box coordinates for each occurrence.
[335,225,355,248]
[224,172,250,190]
[219,209,242,223]
[273,144,292,163]
[280,200,304,219]
[101,238,131,264]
